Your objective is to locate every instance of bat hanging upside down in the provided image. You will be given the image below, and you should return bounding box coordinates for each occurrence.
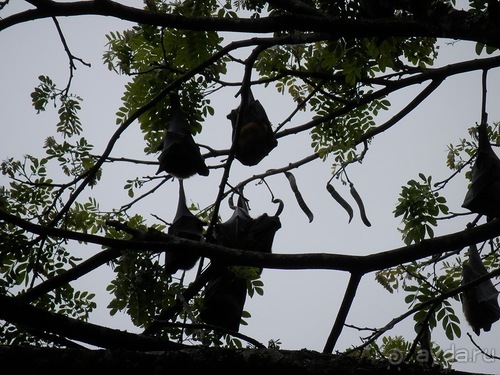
[156,92,209,179]
[462,122,500,219]
[200,190,281,331]
[227,89,278,166]
[164,179,205,275]
[461,244,500,335]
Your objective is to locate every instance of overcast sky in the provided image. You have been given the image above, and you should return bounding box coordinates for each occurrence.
[1,2,499,373]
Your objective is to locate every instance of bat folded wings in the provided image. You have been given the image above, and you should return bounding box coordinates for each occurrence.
[461,244,500,335]
[200,192,281,331]
[227,89,278,167]
[156,93,209,179]
[462,123,500,218]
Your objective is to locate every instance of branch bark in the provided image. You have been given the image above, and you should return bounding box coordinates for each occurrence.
[0,345,482,375]
[2,208,500,274]
[0,293,185,350]
[3,2,500,48]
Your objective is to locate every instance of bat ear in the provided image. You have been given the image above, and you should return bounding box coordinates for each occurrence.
[462,123,500,218]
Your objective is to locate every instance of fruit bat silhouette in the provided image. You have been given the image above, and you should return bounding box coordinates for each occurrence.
[164,180,205,274]
[462,123,500,218]
[227,89,278,166]
[215,191,282,254]
[200,191,281,331]
[199,267,248,332]
[156,92,209,179]
[461,244,500,335]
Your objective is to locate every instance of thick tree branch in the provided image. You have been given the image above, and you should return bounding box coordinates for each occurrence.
[3,2,500,47]
[2,208,500,274]
[18,248,122,303]
[323,272,363,354]
[349,267,500,354]
[0,292,185,350]
[0,345,477,375]
[279,55,500,140]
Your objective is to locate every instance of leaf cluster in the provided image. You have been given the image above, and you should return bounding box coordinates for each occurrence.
[394,173,449,245]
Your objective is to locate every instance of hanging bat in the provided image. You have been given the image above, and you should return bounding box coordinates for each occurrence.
[227,89,278,166]
[156,92,209,179]
[199,267,248,332]
[462,122,500,218]
[461,244,500,335]
[214,190,282,254]
[164,179,205,274]
[200,190,281,331]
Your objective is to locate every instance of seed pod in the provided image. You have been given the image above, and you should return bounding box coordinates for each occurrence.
[284,171,314,223]
[350,183,371,227]
[326,183,354,223]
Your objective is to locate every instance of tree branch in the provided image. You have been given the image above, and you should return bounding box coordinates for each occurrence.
[3,3,500,47]
[2,208,500,274]
[18,248,122,303]
[0,292,185,350]
[323,272,363,353]
[348,267,500,355]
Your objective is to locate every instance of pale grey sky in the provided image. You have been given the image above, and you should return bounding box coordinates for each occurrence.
[1,2,499,373]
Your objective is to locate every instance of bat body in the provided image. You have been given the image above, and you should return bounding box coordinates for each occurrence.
[199,267,248,332]
[461,244,500,335]
[156,93,209,179]
[227,90,278,166]
[462,123,500,218]
[215,193,282,255]
[200,192,281,331]
[165,180,205,274]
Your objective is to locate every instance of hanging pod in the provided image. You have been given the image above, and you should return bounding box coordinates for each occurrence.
[284,171,314,223]
[349,182,371,227]
[326,182,354,224]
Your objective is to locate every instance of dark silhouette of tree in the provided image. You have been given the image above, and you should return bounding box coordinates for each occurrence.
[1,1,499,373]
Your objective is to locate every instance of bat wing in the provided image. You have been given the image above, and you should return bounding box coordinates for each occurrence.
[243,214,281,253]
[156,94,209,178]
[462,123,500,217]
[461,244,500,335]
[165,180,205,274]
